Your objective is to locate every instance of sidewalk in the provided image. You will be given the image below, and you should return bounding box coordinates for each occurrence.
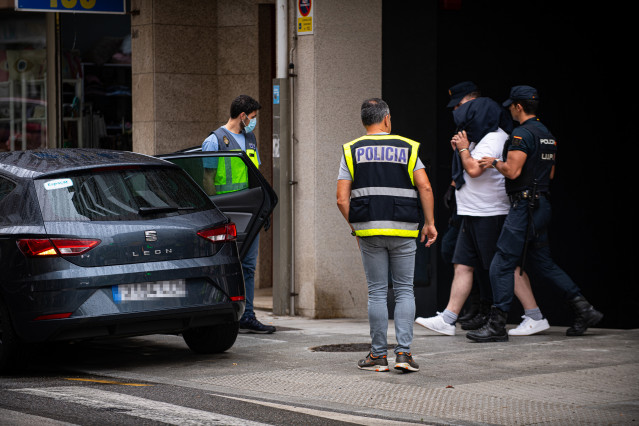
[233,303,639,425]
[75,289,638,425]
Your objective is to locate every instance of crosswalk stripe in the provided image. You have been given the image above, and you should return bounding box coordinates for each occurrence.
[209,393,420,425]
[11,387,271,426]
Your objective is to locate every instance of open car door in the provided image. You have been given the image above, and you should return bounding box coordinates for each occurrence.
[157,151,277,260]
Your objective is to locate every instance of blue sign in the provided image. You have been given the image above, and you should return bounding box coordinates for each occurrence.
[273,85,280,105]
[16,0,126,14]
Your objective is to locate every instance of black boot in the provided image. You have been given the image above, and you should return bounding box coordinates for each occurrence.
[460,299,491,330]
[566,295,603,336]
[466,306,508,342]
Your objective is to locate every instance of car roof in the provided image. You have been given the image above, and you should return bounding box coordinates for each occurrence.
[0,148,174,179]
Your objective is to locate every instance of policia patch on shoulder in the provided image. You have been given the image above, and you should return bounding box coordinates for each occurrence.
[512,135,522,146]
[223,136,230,146]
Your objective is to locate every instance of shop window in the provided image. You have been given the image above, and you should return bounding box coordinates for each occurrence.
[61,13,131,150]
[0,13,47,152]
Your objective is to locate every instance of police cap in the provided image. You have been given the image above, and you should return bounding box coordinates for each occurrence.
[503,85,539,107]
[447,81,478,108]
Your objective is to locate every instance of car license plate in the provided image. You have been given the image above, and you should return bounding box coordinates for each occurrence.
[113,280,186,303]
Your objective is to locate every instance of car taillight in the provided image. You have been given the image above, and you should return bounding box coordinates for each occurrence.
[197,223,237,242]
[33,313,72,321]
[17,238,101,257]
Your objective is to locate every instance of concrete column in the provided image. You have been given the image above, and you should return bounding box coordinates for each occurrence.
[130,0,272,291]
[131,0,262,156]
[292,0,382,318]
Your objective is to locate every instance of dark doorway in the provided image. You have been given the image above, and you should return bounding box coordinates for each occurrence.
[383,0,634,328]
[257,3,276,295]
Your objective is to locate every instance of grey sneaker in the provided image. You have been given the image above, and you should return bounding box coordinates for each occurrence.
[394,352,419,372]
[357,353,389,372]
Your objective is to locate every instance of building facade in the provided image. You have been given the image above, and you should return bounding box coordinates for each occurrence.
[1,0,632,327]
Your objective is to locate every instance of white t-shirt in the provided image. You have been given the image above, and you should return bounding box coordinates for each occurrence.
[456,128,510,216]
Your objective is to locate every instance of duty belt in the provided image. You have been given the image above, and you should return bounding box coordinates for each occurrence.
[508,190,548,204]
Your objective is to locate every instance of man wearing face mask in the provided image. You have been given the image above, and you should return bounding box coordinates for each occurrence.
[441,81,483,326]
[202,94,275,334]
[415,92,513,336]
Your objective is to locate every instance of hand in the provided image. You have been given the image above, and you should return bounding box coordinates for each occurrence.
[478,156,496,169]
[452,130,470,151]
[420,224,438,248]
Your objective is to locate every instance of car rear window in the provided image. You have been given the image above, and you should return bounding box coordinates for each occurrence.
[35,166,213,221]
[0,176,16,202]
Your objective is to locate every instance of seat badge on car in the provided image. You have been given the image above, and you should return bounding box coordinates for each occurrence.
[145,230,158,242]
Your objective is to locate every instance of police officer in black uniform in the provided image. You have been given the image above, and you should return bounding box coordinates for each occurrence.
[466,85,603,342]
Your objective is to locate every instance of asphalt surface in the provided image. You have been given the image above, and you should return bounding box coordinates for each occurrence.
[2,309,637,425]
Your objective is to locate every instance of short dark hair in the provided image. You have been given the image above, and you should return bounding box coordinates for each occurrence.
[230,95,262,119]
[467,91,481,100]
[361,98,390,126]
[514,99,539,115]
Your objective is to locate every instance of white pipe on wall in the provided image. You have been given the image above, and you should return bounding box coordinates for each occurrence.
[276,0,287,79]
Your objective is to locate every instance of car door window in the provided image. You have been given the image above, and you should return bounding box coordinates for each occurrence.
[159,152,277,259]
[170,156,253,197]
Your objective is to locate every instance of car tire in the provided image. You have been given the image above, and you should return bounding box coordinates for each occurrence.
[182,321,239,354]
[0,299,22,373]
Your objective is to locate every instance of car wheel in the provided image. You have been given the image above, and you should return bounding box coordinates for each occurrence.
[0,299,21,373]
[182,321,239,354]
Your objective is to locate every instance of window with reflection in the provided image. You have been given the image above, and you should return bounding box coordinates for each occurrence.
[0,12,47,151]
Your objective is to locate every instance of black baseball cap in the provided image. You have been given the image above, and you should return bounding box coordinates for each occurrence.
[447,81,479,108]
[502,85,539,107]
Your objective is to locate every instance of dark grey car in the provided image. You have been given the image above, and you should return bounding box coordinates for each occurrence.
[0,148,276,372]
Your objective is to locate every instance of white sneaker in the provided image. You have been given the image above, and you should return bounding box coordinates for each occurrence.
[508,315,550,336]
[415,313,456,336]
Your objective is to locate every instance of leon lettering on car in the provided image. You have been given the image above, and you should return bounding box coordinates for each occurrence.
[132,248,173,257]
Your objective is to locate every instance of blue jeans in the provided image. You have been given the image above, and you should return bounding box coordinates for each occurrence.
[490,196,581,312]
[359,236,416,356]
[241,233,259,321]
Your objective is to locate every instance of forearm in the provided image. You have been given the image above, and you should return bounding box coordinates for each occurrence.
[414,169,435,226]
[479,150,527,179]
[494,159,521,180]
[337,199,350,223]
[336,179,353,228]
[203,168,217,195]
[459,150,484,178]
[418,184,435,226]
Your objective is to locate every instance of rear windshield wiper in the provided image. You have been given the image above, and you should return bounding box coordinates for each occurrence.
[138,206,196,215]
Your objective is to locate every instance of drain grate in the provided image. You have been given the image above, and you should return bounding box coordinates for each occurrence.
[309,343,396,352]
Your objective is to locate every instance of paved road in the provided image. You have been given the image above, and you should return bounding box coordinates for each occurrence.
[1,311,638,425]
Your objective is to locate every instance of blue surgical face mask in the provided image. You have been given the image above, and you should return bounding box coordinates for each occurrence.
[243,115,257,133]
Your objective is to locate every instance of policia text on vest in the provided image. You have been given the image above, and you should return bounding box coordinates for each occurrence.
[343,135,422,238]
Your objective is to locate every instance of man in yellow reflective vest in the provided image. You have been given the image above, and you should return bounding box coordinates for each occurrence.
[337,98,437,373]
[202,95,275,334]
